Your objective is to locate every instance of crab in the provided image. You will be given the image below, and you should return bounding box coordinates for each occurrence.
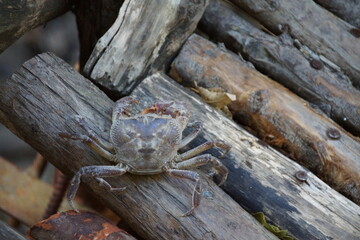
[60,97,230,216]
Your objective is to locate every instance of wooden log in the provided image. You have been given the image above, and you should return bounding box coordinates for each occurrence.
[83,0,208,96]
[198,0,360,137]
[133,74,360,240]
[314,0,360,28]
[0,221,26,240]
[170,34,360,205]
[74,0,124,69]
[0,53,277,240]
[28,211,136,240]
[0,0,72,53]
[229,0,360,89]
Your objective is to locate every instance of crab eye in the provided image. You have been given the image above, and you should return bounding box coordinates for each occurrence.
[126,130,137,138]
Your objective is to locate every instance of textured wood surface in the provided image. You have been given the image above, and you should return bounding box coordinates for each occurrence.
[229,0,360,88]
[170,34,360,205]
[0,0,72,53]
[84,0,208,96]
[199,0,360,137]
[314,0,360,28]
[136,73,360,240]
[0,53,276,240]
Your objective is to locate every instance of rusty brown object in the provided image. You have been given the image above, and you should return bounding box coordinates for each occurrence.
[43,170,70,219]
[170,34,360,204]
[28,211,136,240]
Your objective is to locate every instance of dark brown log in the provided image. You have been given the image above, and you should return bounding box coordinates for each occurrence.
[229,0,360,89]
[198,0,360,137]
[83,0,208,97]
[314,0,360,28]
[28,211,136,240]
[0,53,276,240]
[0,221,26,240]
[74,0,124,69]
[0,0,72,53]
[170,34,360,205]
[135,73,360,240]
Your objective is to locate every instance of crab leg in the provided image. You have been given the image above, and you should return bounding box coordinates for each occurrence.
[178,122,203,149]
[59,133,114,160]
[167,169,201,217]
[174,154,228,186]
[180,140,231,160]
[73,115,114,151]
[67,165,127,212]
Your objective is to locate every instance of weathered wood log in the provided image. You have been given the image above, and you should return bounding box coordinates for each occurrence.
[198,0,360,137]
[0,0,72,53]
[134,74,360,239]
[83,0,208,97]
[28,211,136,240]
[74,0,124,69]
[0,221,26,240]
[314,0,360,28]
[0,53,277,240]
[170,34,360,205]
[229,0,360,89]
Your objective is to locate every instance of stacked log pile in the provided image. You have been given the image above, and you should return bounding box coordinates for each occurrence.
[0,0,359,239]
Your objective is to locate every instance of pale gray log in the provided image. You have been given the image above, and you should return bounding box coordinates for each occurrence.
[83,0,208,96]
[314,0,360,28]
[230,0,360,88]
[0,0,72,53]
[0,53,276,240]
[199,0,360,136]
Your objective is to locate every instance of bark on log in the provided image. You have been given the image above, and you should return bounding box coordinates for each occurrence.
[170,34,360,205]
[198,0,360,137]
[0,221,26,240]
[74,0,124,69]
[83,0,208,97]
[314,0,360,28]
[229,0,360,89]
[0,0,72,53]
[0,53,277,240]
[28,211,136,240]
[134,74,360,240]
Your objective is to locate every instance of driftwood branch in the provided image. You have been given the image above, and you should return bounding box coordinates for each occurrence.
[229,0,360,88]
[0,0,72,53]
[74,0,124,69]
[199,0,360,137]
[83,0,208,96]
[314,0,360,28]
[170,33,360,205]
[0,53,277,240]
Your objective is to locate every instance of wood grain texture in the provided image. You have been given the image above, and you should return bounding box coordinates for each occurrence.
[0,0,72,53]
[84,0,208,96]
[229,0,360,88]
[0,221,26,240]
[314,0,360,28]
[74,0,124,69]
[136,73,360,240]
[199,0,360,137]
[170,34,360,206]
[0,53,276,240]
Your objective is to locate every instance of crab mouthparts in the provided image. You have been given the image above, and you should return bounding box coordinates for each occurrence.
[138,148,156,154]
